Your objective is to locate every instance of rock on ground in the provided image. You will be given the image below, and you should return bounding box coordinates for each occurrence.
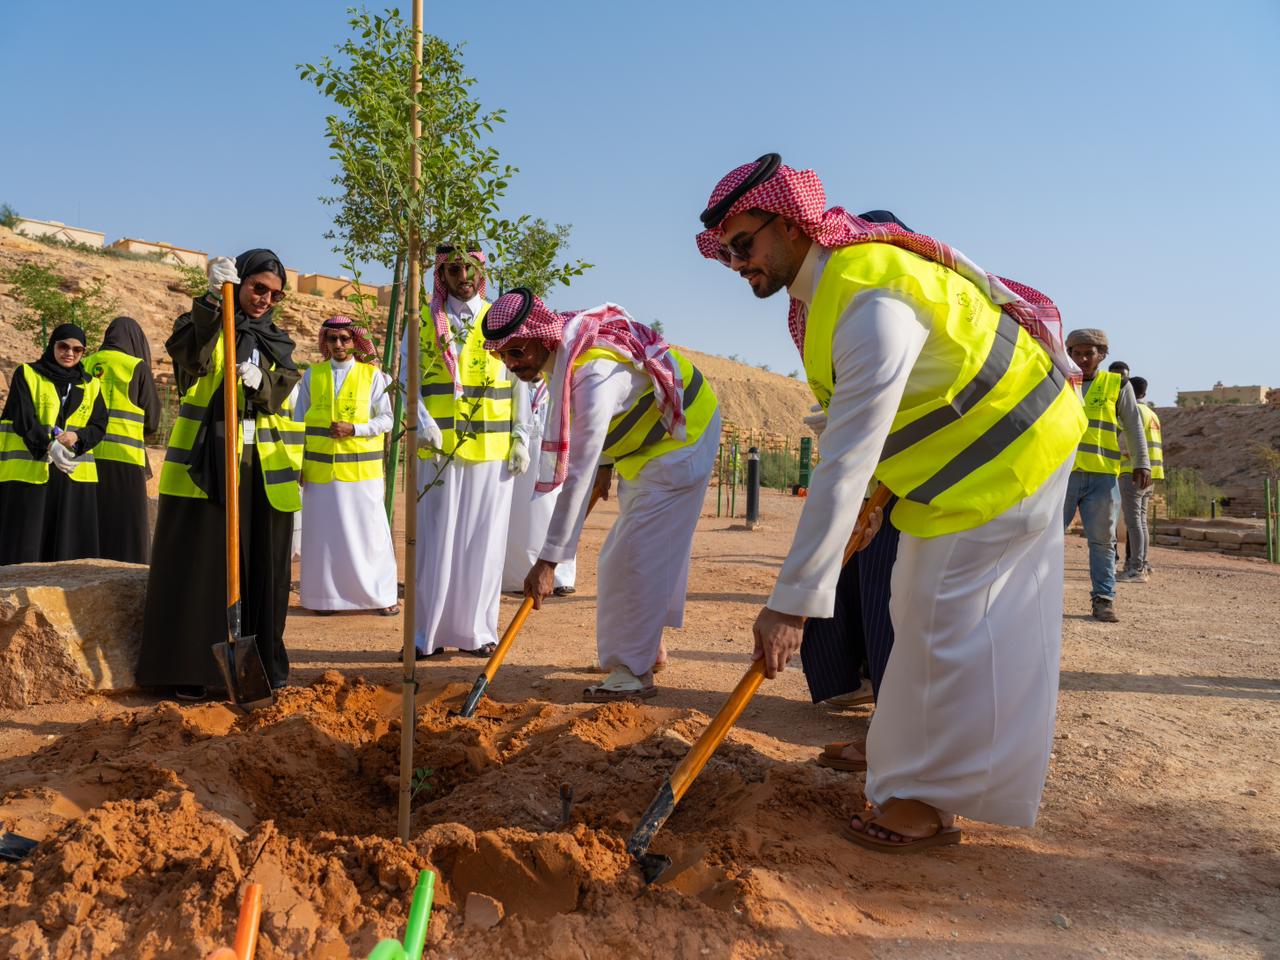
[0,559,147,707]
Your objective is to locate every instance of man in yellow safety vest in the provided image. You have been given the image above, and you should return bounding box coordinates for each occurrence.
[401,246,532,658]
[695,153,1085,853]
[1117,375,1162,582]
[483,288,721,702]
[1060,328,1150,621]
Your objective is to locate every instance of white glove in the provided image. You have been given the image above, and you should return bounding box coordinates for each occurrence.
[418,415,444,455]
[507,436,530,476]
[803,403,828,439]
[207,256,240,298]
[47,441,78,475]
[237,361,263,391]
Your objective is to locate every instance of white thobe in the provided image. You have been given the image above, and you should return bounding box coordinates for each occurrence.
[294,359,398,610]
[773,243,1073,827]
[401,295,523,652]
[502,382,576,592]
[539,352,721,676]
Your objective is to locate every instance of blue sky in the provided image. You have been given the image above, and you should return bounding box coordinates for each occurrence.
[2,1,1277,404]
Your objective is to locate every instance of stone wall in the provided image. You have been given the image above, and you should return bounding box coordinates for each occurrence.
[1150,517,1270,560]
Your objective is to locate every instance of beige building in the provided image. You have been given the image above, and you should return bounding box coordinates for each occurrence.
[1176,382,1270,407]
[106,238,208,270]
[297,273,377,305]
[283,267,299,291]
[12,217,105,248]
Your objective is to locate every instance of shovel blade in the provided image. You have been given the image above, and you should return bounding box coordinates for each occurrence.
[450,674,489,719]
[212,633,274,712]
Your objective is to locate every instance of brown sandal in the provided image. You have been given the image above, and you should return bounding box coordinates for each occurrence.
[817,739,867,772]
[841,798,962,854]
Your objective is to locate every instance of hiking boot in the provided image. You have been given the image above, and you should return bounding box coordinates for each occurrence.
[1091,596,1119,622]
[1116,569,1149,583]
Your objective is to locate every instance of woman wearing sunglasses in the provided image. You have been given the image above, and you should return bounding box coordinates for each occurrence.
[0,323,109,564]
[136,249,302,702]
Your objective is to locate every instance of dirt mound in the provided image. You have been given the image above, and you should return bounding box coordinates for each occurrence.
[0,672,864,958]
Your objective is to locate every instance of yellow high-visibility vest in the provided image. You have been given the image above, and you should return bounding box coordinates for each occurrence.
[804,242,1085,538]
[83,349,146,467]
[571,345,719,481]
[302,361,383,484]
[1073,372,1124,475]
[418,302,513,462]
[158,332,303,512]
[0,364,101,484]
[1124,403,1163,479]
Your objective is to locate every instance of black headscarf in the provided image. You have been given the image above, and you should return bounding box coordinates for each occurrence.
[231,248,297,371]
[31,323,91,387]
[99,315,153,367]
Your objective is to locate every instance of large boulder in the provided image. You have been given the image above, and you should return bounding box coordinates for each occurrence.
[0,559,148,707]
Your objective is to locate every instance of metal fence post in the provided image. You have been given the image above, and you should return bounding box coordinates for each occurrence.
[745,447,760,529]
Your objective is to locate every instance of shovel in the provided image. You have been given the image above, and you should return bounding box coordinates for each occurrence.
[453,486,605,718]
[205,881,263,960]
[366,869,437,960]
[211,280,274,712]
[626,483,893,884]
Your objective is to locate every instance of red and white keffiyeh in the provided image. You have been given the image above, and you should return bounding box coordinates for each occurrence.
[429,248,488,395]
[485,291,685,492]
[318,315,378,364]
[696,157,1079,383]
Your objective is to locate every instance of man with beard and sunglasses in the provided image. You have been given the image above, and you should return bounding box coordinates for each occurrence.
[136,250,303,702]
[295,316,398,616]
[400,246,532,659]
[695,154,1085,853]
[482,289,720,702]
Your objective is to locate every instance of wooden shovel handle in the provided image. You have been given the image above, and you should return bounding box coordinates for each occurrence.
[668,659,766,804]
[222,282,240,607]
[842,484,893,565]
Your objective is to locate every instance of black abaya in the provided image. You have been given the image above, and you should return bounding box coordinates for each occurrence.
[95,460,150,564]
[135,445,291,689]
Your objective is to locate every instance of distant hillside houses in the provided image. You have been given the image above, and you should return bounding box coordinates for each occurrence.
[1176,382,1280,407]
[9,216,396,304]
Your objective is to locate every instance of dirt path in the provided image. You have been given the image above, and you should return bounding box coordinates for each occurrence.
[1,488,1276,958]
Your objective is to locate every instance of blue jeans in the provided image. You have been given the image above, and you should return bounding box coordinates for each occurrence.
[1063,470,1119,600]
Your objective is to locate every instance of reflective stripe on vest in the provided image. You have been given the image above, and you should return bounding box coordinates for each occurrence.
[1124,403,1164,479]
[418,302,513,462]
[302,361,384,484]
[84,349,146,466]
[1073,372,1124,475]
[572,346,719,481]
[158,331,302,511]
[0,364,101,484]
[803,242,1086,539]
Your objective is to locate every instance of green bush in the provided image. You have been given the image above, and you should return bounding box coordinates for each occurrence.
[0,261,118,349]
[1163,467,1221,518]
[0,203,17,229]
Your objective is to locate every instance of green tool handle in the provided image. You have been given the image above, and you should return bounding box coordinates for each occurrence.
[403,869,436,960]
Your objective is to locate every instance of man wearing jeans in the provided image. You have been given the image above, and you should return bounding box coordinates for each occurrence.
[1062,329,1151,621]
[1117,376,1162,582]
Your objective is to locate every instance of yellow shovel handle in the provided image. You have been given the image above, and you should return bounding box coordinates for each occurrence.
[483,597,534,682]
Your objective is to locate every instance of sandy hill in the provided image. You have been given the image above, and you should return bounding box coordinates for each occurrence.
[1156,403,1280,511]
[0,227,812,438]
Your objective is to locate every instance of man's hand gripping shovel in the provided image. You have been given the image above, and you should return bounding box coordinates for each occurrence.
[625,484,893,884]
[211,281,274,712]
[452,483,606,718]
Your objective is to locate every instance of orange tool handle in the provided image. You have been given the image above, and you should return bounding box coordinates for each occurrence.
[668,659,766,803]
[482,597,534,682]
[233,883,263,960]
[222,281,241,608]
[842,484,893,565]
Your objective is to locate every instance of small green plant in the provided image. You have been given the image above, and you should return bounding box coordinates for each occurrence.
[410,766,436,800]
[0,261,117,348]
[0,203,17,229]
[1164,467,1222,518]
[173,263,208,298]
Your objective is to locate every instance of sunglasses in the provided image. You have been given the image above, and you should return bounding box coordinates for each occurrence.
[54,341,85,356]
[325,332,354,343]
[247,281,286,304]
[493,344,530,361]
[715,213,778,267]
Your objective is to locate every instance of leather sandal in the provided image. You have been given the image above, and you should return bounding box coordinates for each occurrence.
[841,798,962,854]
[816,739,867,772]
